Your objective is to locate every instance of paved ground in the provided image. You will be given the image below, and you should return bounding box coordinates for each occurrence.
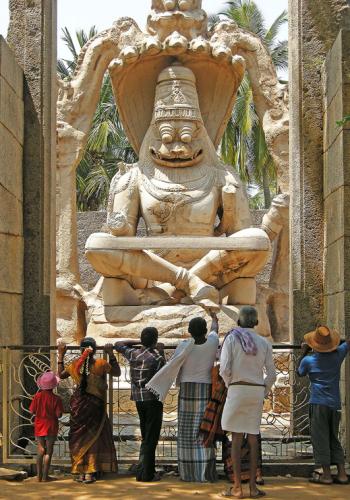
[0,475,349,500]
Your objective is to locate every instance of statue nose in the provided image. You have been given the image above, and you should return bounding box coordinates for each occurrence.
[170,144,190,156]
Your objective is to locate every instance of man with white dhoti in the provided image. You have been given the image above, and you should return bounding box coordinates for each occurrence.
[220,306,276,499]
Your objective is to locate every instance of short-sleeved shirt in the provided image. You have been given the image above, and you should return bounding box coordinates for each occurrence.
[177,331,219,384]
[29,390,64,437]
[298,342,349,409]
[219,329,276,394]
[115,346,165,401]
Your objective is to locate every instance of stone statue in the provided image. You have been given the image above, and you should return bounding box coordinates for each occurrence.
[56,0,289,342]
[85,64,270,310]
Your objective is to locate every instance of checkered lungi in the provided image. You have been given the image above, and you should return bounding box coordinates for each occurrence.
[178,382,217,482]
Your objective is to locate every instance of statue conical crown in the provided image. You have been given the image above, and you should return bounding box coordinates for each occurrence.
[153,64,202,123]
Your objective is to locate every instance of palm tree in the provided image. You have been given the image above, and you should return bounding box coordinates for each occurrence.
[218,1,287,208]
[58,27,137,211]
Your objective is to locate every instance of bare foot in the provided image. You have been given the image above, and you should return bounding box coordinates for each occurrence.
[42,476,58,482]
[37,476,42,482]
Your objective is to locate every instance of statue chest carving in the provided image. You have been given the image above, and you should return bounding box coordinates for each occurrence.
[139,163,219,236]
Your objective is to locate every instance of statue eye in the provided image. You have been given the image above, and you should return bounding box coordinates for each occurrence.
[159,124,174,143]
[180,124,195,143]
[180,132,192,143]
[161,132,174,143]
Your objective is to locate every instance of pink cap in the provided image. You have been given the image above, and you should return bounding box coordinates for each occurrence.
[36,371,60,390]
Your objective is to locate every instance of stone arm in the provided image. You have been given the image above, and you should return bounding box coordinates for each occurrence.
[215,171,252,236]
[262,194,290,242]
[106,168,140,236]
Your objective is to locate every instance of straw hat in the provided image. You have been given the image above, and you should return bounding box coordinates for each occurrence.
[303,325,340,353]
[37,371,60,390]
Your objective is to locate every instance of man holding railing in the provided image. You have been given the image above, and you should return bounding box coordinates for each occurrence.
[114,328,165,482]
[297,326,350,486]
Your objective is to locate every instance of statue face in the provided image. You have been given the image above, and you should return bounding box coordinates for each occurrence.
[150,119,204,168]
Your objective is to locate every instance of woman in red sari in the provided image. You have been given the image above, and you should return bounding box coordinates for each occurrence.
[58,338,120,483]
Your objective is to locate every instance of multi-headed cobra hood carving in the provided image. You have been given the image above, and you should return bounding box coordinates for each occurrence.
[108,0,245,154]
[58,0,288,189]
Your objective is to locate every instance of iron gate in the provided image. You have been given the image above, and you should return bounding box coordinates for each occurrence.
[0,344,312,466]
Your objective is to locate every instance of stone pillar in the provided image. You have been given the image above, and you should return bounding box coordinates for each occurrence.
[289,0,325,344]
[323,29,350,457]
[7,0,57,345]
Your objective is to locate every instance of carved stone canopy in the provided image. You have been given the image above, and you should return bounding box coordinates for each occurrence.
[110,52,245,154]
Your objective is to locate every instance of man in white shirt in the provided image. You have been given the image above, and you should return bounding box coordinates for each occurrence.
[176,312,219,482]
[220,306,276,499]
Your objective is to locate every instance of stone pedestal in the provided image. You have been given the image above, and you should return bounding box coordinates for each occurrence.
[87,303,272,344]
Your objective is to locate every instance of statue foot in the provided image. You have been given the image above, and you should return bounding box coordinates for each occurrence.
[186,272,220,308]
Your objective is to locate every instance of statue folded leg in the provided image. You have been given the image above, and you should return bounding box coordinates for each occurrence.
[189,228,271,289]
[85,242,219,307]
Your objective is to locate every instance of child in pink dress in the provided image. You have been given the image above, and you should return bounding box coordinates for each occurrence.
[29,371,63,481]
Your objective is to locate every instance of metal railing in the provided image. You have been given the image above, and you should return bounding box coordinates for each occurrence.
[0,344,312,466]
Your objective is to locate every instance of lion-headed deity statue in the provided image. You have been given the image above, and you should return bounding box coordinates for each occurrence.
[57,0,289,341]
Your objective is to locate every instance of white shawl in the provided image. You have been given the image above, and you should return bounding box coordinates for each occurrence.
[146,339,194,402]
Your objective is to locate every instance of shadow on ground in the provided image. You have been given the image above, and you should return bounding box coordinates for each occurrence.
[0,475,349,499]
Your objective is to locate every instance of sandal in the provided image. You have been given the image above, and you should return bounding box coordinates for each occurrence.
[250,489,266,498]
[221,486,244,498]
[333,477,349,485]
[309,471,333,485]
[74,474,85,483]
[83,473,96,484]
[42,476,58,482]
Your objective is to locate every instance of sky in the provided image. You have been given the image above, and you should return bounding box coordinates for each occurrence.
[0,0,288,61]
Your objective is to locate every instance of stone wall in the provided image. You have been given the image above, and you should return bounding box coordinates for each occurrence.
[323,30,350,337]
[7,0,57,345]
[289,0,350,456]
[323,28,350,457]
[0,36,24,346]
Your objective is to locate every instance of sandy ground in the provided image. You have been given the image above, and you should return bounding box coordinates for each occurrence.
[0,475,349,500]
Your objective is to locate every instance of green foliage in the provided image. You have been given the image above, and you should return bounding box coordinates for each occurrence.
[58,27,137,211]
[218,1,288,208]
[336,115,350,127]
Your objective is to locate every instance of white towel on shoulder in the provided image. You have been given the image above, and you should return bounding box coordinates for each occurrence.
[146,338,194,402]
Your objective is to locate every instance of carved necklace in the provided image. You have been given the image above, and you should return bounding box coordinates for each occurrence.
[140,156,217,203]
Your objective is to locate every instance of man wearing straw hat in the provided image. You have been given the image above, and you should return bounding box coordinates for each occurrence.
[297,325,350,485]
